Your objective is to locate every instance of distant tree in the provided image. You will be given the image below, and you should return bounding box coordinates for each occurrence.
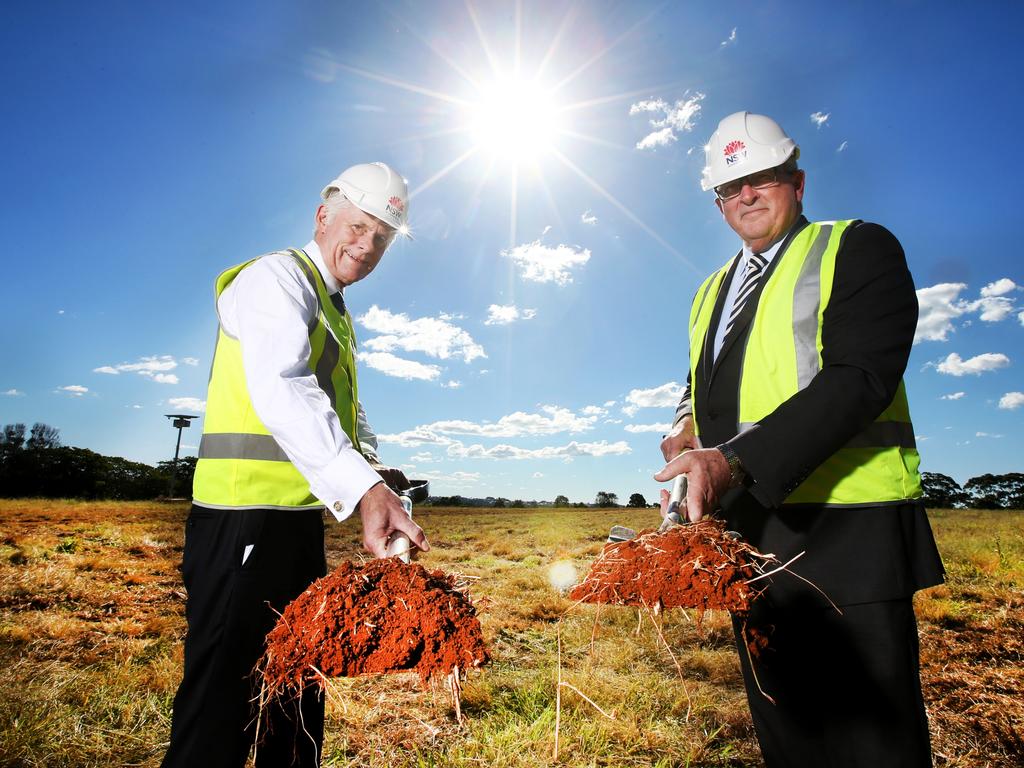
[627,492,647,508]
[2,423,26,453]
[26,422,61,450]
[595,491,618,507]
[492,497,508,508]
[920,472,966,509]
[553,494,570,507]
[964,473,1024,510]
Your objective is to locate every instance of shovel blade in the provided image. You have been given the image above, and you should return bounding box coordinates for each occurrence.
[608,525,637,543]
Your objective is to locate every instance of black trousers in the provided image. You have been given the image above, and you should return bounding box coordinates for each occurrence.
[162,506,328,768]
[732,597,932,768]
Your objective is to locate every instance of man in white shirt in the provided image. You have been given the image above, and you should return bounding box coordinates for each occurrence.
[163,162,428,768]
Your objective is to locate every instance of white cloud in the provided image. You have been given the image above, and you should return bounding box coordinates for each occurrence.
[810,111,830,128]
[58,309,65,315]
[720,27,737,47]
[410,452,436,463]
[447,439,631,461]
[837,140,848,152]
[1019,310,1024,327]
[580,405,608,416]
[183,357,200,366]
[532,471,544,478]
[999,392,1024,410]
[60,385,88,396]
[981,278,1017,297]
[358,305,485,363]
[130,404,143,409]
[630,92,705,151]
[501,240,591,286]
[975,431,1003,438]
[915,280,1021,343]
[603,400,616,407]
[93,354,182,384]
[377,428,457,448]
[424,406,597,439]
[936,352,1010,376]
[167,397,206,413]
[625,381,686,410]
[939,392,966,400]
[356,351,442,381]
[442,380,462,389]
[3,388,24,396]
[624,423,671,433]
[485,304,537,325]
[581,210,598,225]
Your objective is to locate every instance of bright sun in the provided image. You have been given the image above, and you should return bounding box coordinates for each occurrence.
[467,76,563,161]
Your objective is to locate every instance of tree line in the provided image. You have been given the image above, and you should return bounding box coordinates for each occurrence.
[2,423,1022,508]
[1,423,195,500]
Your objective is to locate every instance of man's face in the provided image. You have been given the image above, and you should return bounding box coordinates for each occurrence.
[315,203,396,287]
[715,168,805,253]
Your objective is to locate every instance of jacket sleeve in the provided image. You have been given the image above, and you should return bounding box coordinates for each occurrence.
[728,222,919,508]
[672,374,693,427]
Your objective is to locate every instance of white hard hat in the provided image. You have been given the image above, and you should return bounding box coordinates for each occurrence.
[321,162,410,233]
[701,111,800,192]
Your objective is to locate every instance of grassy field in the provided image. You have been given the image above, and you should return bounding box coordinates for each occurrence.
[0,500,1021,767]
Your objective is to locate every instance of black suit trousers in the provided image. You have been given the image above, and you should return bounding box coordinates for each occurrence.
[162,505,328,768]
[733,597,932,768]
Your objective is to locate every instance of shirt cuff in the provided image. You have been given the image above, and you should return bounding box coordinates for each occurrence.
[312,449,384,522]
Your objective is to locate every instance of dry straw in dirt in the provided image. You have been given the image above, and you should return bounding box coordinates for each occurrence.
[257,557,489,722]
[569,519,775,620]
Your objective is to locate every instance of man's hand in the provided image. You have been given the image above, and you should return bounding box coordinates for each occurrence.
[357,482,430,558]
[654,447,731,522]
[368,462,411,492]
[660,416,698,462]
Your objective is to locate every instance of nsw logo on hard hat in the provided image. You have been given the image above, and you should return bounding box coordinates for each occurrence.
[386,196,405,218]
[723,140,747,166]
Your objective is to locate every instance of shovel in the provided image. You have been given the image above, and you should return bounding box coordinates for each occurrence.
[385,479,430,562]
[607,473,687,543]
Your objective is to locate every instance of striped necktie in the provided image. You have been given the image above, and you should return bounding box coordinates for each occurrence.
[723,253,768,338]
[329,291,347,316]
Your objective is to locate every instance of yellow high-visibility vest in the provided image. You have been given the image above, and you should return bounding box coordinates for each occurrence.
[192,249,360,509]
[688,220,922,506]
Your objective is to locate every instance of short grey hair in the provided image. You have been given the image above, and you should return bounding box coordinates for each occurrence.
[314,191,355,236]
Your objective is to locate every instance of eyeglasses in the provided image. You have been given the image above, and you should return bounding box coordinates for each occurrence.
[714,167,788,202]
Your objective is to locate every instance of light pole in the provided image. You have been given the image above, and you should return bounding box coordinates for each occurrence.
[165,414,198,498]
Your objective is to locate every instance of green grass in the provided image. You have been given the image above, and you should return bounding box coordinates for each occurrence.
[1,500,1021,767]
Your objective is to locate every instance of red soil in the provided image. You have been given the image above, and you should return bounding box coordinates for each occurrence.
[569,519,771,619]
[259,558,489,698]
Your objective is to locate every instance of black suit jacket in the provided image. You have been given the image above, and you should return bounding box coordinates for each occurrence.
[682,216,943,608]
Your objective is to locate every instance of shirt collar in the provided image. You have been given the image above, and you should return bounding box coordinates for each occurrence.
[302,239,343,295]
[741,236,786,266]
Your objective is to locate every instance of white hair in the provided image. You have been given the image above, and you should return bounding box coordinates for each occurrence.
[314,191,355,236]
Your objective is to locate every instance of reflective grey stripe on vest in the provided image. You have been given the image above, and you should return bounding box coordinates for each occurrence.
[792,224,833,390]
[738,419,916,449]
[199,432,291,461]
[287,250,342,411]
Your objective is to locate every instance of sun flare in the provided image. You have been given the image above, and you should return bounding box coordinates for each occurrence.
[467,76,563,161]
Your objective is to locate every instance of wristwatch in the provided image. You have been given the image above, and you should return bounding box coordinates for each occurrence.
[716,443,747,488]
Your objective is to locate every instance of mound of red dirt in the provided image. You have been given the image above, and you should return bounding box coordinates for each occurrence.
[569,519,772,618]
[259,558,489,699]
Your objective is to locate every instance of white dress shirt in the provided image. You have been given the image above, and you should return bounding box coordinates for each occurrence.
[216,240,383,521]
[711,237,787,362]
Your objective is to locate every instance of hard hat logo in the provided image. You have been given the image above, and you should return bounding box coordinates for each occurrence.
[387,195,405,213]
[723,140,747,167]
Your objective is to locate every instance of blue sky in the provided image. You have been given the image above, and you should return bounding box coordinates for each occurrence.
[2,1,1021,503]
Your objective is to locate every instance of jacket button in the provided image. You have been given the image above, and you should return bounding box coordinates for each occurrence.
[333,501,344,513]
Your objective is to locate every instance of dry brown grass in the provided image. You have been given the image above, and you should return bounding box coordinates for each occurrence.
[1,500,1021,767]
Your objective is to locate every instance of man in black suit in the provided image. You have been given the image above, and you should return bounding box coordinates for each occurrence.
[656,111,944,767]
